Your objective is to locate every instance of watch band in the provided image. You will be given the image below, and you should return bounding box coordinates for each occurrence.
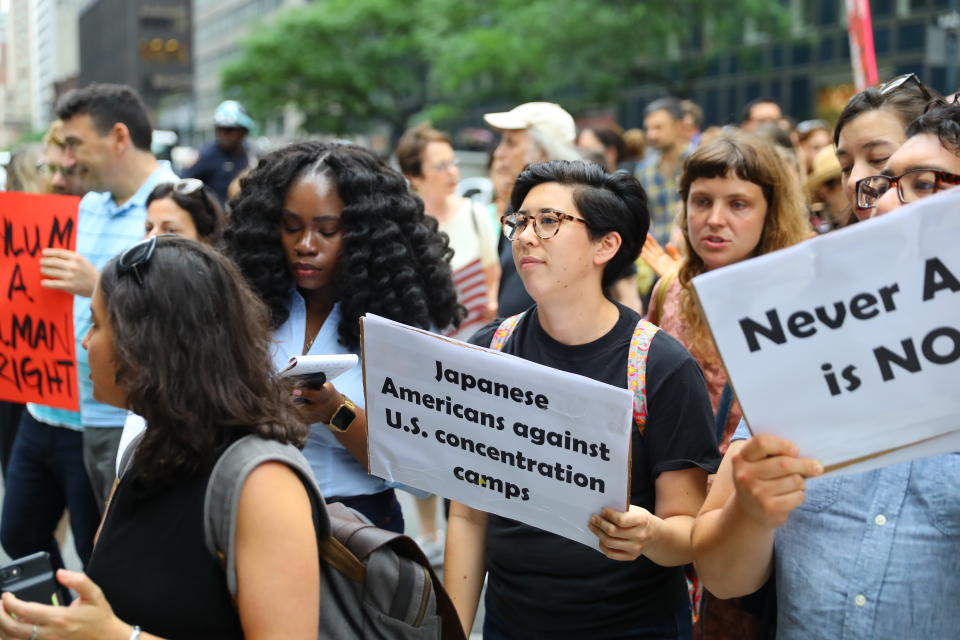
[327,397,357,432]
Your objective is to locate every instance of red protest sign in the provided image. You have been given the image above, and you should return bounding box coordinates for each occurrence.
[1,192,81,410]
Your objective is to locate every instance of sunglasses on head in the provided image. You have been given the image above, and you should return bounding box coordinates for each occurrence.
[116,235,158,286]
[878,73,933,102]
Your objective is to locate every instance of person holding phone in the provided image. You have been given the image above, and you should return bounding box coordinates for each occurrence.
[445,160,720,639]
[223,141,462,532]
[0,235,319,639]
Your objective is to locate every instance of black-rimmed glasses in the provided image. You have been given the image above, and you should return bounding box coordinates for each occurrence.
[878,73,933,102]
[856,169,960,208]
[500,210,588,241]
[116,235,158,285]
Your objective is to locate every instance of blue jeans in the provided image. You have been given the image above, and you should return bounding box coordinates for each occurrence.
[329,489,404,533]
[483,598,692,640]
[0,413,100,569]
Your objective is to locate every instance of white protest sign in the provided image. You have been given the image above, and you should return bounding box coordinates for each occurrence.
[693,188,960,475]
[361,314,632,549]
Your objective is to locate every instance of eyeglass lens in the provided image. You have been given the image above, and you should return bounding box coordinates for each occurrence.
[502,212,564,241]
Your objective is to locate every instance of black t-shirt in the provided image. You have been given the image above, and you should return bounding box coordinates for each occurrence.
[468,303,720,638]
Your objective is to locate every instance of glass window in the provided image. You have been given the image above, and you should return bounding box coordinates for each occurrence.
[873,0,895,16]
[819,37,833,62]
[875,27,891,55]
[790,75,811,121]
[897,22,925,51]
[793,42,811,65]
[817,0,837,26]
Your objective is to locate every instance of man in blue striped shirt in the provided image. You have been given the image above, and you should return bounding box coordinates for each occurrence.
[0,84,177,570]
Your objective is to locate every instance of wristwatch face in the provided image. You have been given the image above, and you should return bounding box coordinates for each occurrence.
[330,402,356,432]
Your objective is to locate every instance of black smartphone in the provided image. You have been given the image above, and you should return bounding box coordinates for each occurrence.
[0,552,68,606]
[291,371,327,390]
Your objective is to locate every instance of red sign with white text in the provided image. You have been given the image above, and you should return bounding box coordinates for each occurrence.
[0,192,81,410]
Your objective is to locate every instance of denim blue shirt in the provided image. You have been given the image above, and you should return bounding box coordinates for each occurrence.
[29,161,178,430]
[732,420,960,639]
[271,293,389,498]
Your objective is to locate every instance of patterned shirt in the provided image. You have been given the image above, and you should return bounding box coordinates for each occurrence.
[634,148,689,246]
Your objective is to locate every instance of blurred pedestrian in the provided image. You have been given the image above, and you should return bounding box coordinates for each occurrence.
[183,100,255,205]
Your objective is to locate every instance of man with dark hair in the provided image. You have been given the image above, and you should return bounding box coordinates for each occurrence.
[635,97,689,247]
[742,97,783,132]
[1,84,178,571]
[867,102,960,216]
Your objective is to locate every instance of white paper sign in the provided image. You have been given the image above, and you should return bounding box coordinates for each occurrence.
[693,188,960,475]
[361,314,633,549]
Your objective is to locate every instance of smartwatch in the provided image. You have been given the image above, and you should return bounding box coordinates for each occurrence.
[327,397,357,432]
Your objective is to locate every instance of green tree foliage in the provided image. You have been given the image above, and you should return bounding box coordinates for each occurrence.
[224,0,787,138]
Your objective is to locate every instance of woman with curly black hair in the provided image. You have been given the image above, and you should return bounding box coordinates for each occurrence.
[224,141,461,531]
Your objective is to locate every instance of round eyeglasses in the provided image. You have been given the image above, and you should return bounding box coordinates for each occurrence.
[500,210,588,242]
[856,169,960,209]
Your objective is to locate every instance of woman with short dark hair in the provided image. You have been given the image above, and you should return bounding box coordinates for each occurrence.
[445,160,719,639]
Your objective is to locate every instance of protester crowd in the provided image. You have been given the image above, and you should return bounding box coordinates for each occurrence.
[0,72,957,640]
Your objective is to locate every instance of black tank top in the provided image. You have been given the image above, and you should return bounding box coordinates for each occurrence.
[87,463,244,639]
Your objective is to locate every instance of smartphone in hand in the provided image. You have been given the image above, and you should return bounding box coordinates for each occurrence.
[0,552,69,606]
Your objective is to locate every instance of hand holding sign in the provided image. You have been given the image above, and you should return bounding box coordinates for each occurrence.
[39,248,98,297]
[590,506,658,561]
[730,435,823,528]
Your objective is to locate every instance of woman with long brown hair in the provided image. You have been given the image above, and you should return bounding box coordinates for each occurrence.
[648,132,810,453]
[0,236,320,639]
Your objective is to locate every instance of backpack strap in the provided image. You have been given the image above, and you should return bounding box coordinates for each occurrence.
[628,319,660,434]
[202,434,332,600]
[489,312,524,351]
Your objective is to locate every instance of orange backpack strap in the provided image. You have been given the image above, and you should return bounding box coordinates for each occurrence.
[628,319,660,433]
[489,313,524,351]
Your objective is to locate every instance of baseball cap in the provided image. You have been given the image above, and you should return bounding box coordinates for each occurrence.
[214,100,255,132]
[483,102,576,145]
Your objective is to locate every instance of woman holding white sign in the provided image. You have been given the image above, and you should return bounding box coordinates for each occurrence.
[446,160,720,639]
[224,141,462,531]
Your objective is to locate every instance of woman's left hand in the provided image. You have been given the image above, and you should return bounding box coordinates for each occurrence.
[589,506,661,561]
[0,570,132,640]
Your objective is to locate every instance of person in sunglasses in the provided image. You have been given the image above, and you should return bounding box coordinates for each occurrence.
[834,73,937,222]
[223,141,462,532]
[445,161,720,639]
[145,178,226,244]
[0,235,320,639]
[856,101,960,216]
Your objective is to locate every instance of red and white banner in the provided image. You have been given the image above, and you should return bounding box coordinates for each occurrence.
[846,0,879,89]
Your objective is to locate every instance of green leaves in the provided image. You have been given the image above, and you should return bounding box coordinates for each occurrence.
[222,0,788,139]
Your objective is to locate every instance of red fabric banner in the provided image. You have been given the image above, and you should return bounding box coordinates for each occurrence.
[846,0,879,89]
[0,192,81,410]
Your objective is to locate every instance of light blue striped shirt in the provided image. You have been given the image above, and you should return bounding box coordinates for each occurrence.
[29,161,178,429]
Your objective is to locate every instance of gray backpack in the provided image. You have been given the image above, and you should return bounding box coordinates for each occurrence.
[120,434,465,640]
